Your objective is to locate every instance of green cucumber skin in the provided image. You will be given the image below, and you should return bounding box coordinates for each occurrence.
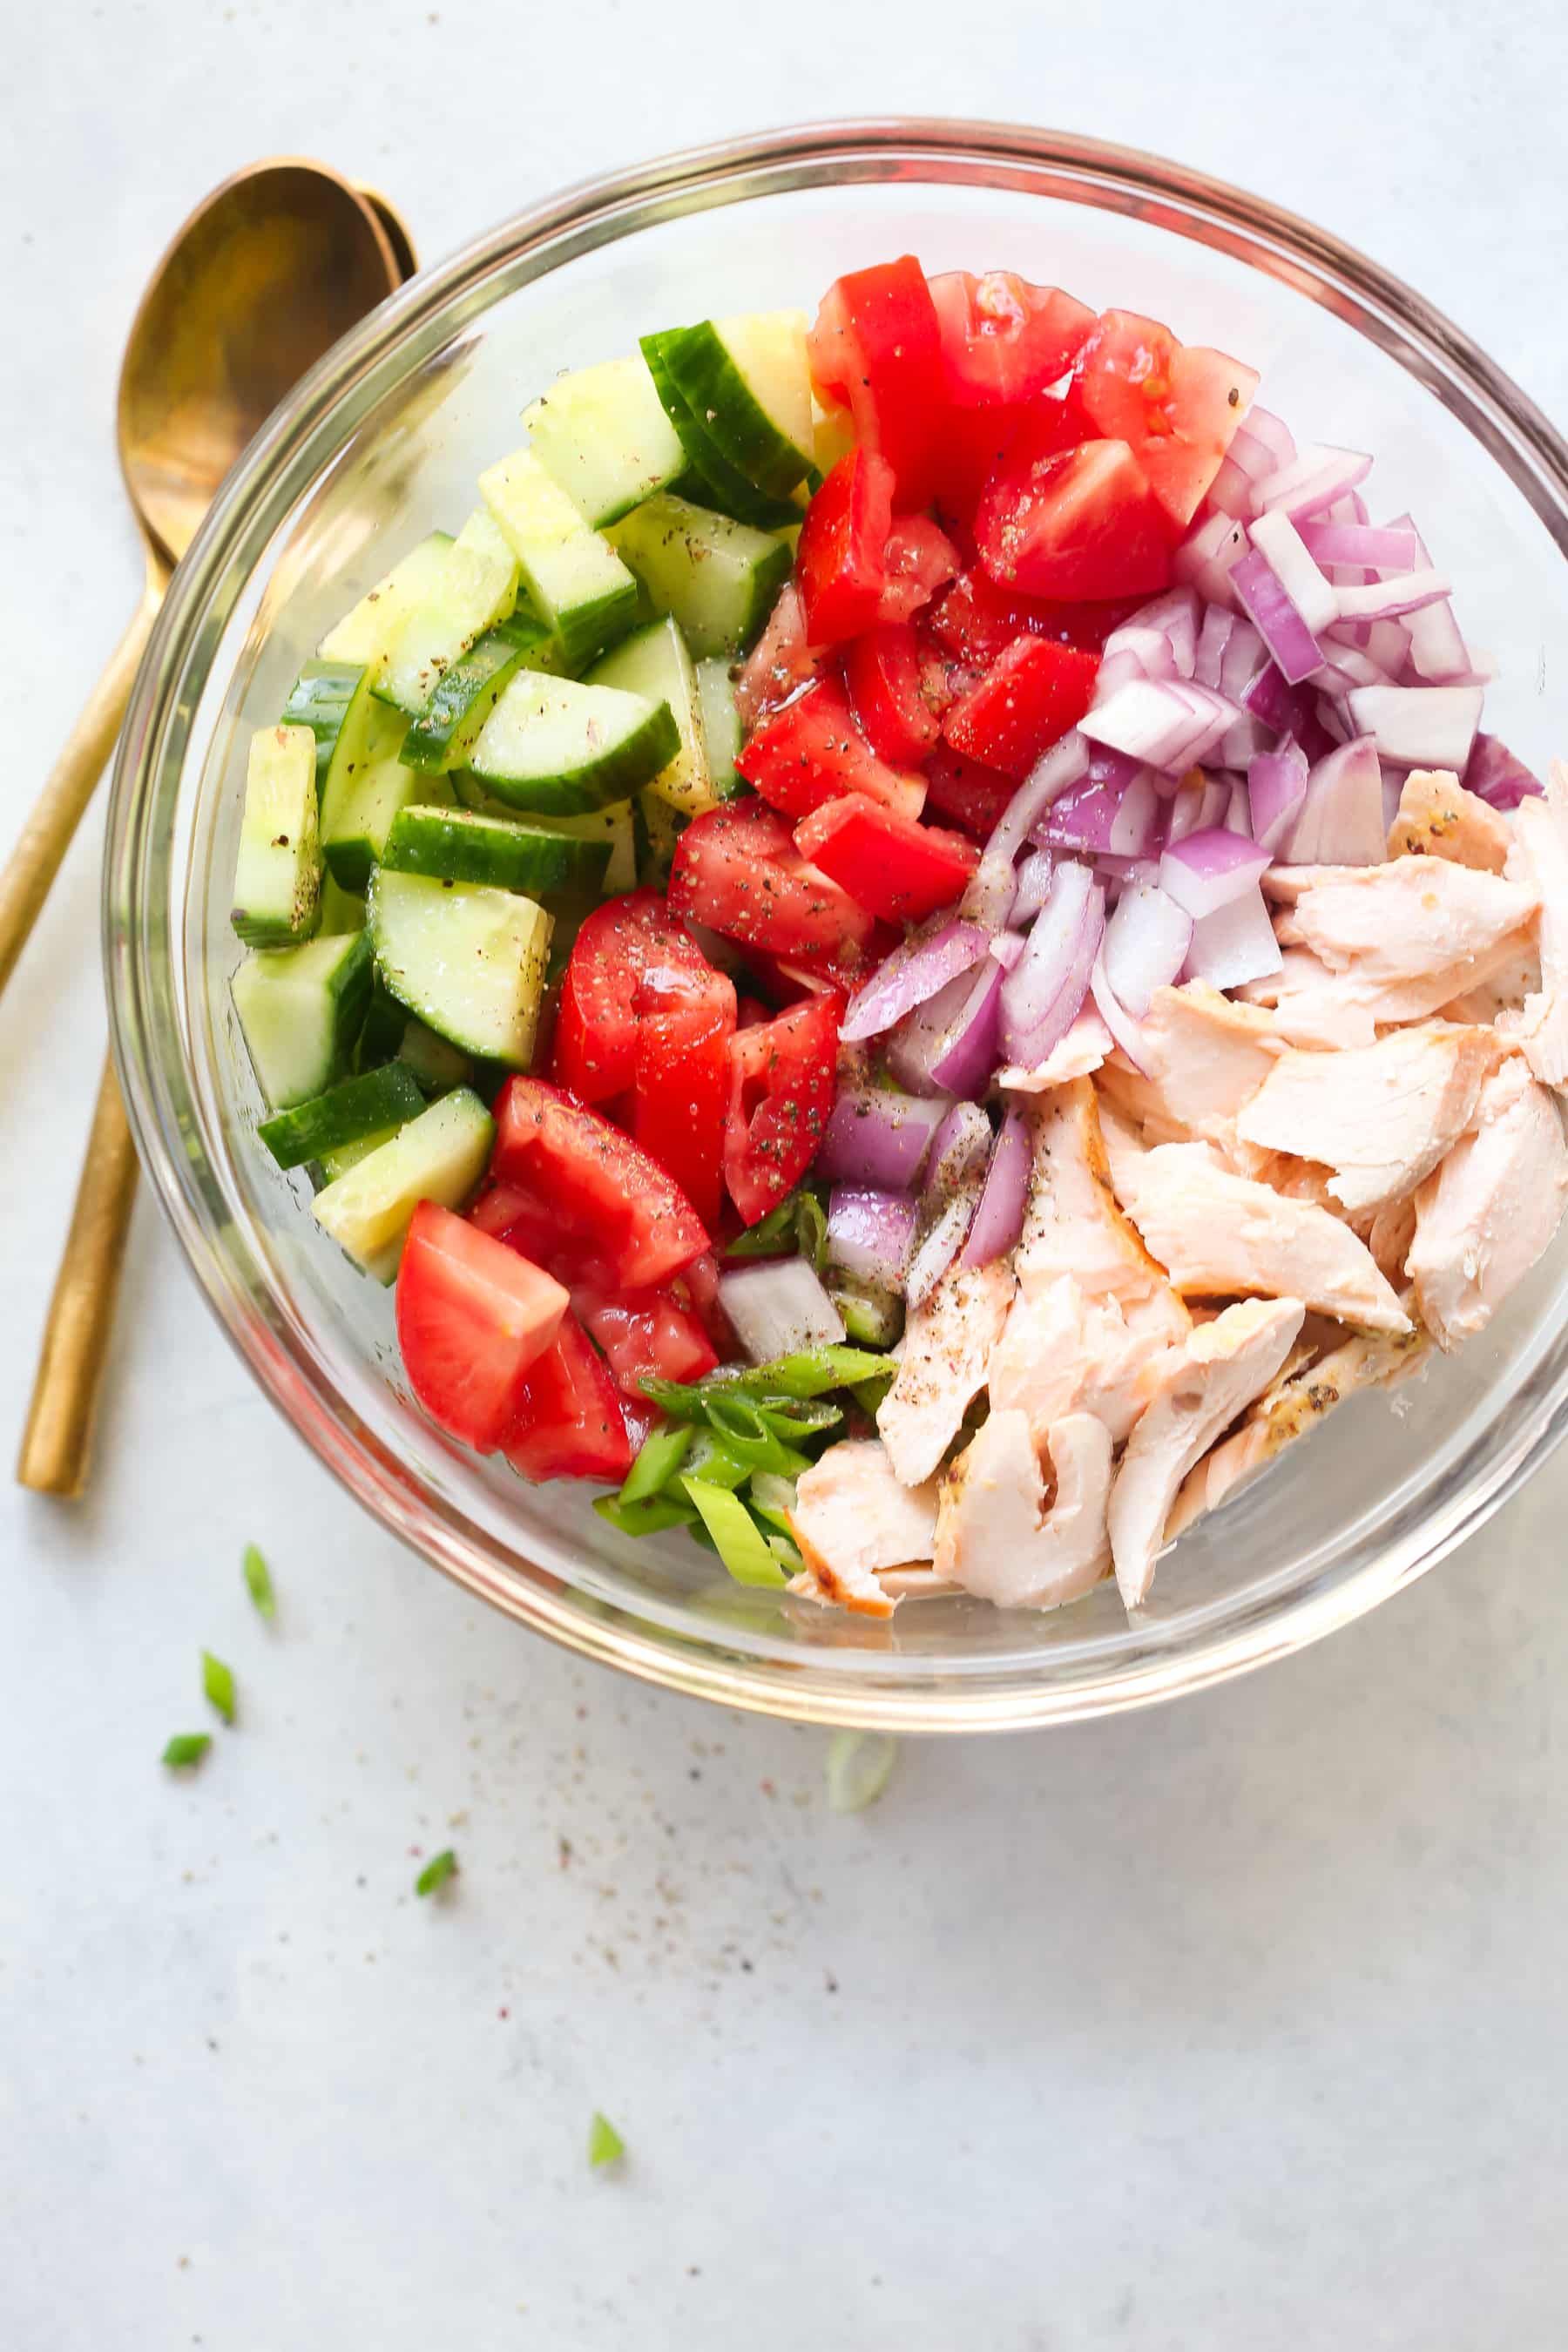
[609,497,793,659]
[232,928,374,1112]
[258,1063,425,1172]
[382,806,612,895]
[400,612,563,774]
[639,335,800,530]
[464,700,679,817]
[659,321,810,501]
[357,981,475,1097]
[554,580,640,672]
[281,662,364,793]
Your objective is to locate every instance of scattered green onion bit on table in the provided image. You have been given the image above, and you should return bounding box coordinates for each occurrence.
[416,1848,459,1898]
[680,1479,787,1587]
[241,1542,276,1619]
[587,2111,625,2168]
[200,1650,237,1725]
[161,1734,212,1769]
[824,1730,900,1815]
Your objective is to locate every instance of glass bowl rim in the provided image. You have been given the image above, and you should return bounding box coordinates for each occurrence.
[105,117,1568,1733]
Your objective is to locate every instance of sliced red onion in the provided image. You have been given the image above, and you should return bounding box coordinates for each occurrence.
[839,917,990,1043]
[1380,513,1472,684]
[1240,659,1305,735]
[1282,736,1385,865]
[929,1099,993,1186]
[1297,521,1420,572]
[1173,510,1248,607]
[1217,711,1271,771]
[1203,452,1254,522]
[1313,644,1392,697]
[1101,880,1193,1017]
[1333,568,1452,624]
[826,1186,918,1289]
[1087,744,1146,793]
[1011,847,1056,925]
[1315,693,1350,745]
[989,928,1025,970]
[718,1258,846,1362]
[1090,955,1151,1070]
[958,1105,1031,1271]
[1182,883,1283,990]
[1249,511,1338,632]
[1463,732,1542,810]
[1101,586,1200,682]
[1193,605,1234,690]
[1228,408,1297,482]
[905,1177,984,1310]
[1253,444,1373,523]
[1225,780,1253,837]
[1165,781,1204,846]
[887,953,1004,1102]
[1081,679,1238,774]
[982,730,1090,870]
[1159,828,1270,921]
[815,1086,950,1189]
[1362,618,1412,677]
[1230,549,1323,687]
[1000,860,1103,1064]
[1197,778,1232,831]
[1037,770,1159,858]
[1346,684,1484,771]
[961,852,1019,931]
[1248,738,1310,854]
[1218,618,1267,706]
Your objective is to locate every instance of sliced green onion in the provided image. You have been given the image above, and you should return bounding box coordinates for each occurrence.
[161,1734,212,1769]
[754,1396,841,1438]
[825,1730,899,1814]
[644,1345,890,1421]
[681,1431,752,1491]
[587,2111,625,2167]
[768,1531,805,1575]
[722,1193,800,1259]
[241,1542,276,1620]
[794,1188,828,1275]
[849,1373,896,1418]
[704,1397,812,1478]
[201,1650,236,1726]
[618,1421,693,1506]
[680,1480,787,1588]
[593,1493,700,1538]
[748,1470,799,1533]
[416,1848,458,1897]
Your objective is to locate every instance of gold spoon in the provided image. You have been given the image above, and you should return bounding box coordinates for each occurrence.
[14,160,416,1497]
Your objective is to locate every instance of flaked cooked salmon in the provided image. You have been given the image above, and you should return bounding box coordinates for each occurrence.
[934,1410,1113,1610]
[1407,1056,1568,1348]
[1386,769,1513,873]
[876,1257,1014,1487]
[787,1438,939,1617]
[1235,1024,1499,1215]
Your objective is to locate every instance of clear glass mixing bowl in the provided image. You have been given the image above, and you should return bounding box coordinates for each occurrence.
[105,121,1568,1731]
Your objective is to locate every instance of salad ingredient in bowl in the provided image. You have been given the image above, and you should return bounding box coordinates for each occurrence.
[224,247,1565,1627]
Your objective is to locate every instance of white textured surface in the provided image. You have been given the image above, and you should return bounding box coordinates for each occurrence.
[5,5,1568,2345]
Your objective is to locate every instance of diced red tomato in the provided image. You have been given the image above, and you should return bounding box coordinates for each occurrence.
[631,957,737,1233]
[395,1202,570,1453]
[670,800,877,966]
[875,516,961,625]
[551,889,710,1104]
[794,795,979,925]
[940,635,1101,781]
[723,993,840,1227]
[733,582,819,728]
[582,1289,720,1398]
[737,676,925,824]
[928,271,1097,407]
[928,401,1031,526]
[502,1310,632,1485]
[929,569,1147,665]
[736,943,881,1007]
[922,746,1018,839]
[490,1078,708,1290]
[795,449,895,646]
[843,622,941,765]
[1071,308,1260,528]
[807,258,945,508]
[976,434,1174,601]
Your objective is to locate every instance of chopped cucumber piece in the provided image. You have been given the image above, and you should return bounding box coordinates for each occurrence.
[465,672,679,815]
[633,789,689,889]
[524,354,687,528]
[382,804,612,895]
[313,1087,494,1280]
[230,724,321,946]
[317,531,455,677]
[320,1125,405,1181]
[257,1062,425,1172]
[401,609,564,774]
[588,617,714,816]
[317,873,368,935]
[281,660,364,794]
[695,658,744,796]
[231,929,373,1112]
[526,801,638,895]
[395,1017,474,1095]
[374,507,520,719]
[479,445,639,666]
[657,312,814,498]
[607,493,791,658]
[639,335,801,530]
[370,868,552,1068]
[288,657,429,892]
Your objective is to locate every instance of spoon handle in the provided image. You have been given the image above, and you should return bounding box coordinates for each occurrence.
[17,1052,139,1497]
[0,571,163,1000]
